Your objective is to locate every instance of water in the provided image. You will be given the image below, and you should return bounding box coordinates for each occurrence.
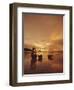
[24,51,63,74]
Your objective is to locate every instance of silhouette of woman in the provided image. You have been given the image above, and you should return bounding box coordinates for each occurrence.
[31,48,37,60]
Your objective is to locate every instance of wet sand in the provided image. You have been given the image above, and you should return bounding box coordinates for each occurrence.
[24,51,63,74]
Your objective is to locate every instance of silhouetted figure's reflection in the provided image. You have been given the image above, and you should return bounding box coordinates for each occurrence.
[48,55,53,60]
[31,59,37,71]
[31,48,37,71]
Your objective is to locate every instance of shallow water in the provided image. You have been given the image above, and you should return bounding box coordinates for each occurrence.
[24,51,63,74]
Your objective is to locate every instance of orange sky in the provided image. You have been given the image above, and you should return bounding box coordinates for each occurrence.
[24,14,63,51]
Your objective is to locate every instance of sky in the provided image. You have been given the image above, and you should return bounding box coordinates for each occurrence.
[23,14,63,52]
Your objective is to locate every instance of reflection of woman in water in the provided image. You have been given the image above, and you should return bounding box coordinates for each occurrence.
[31,48,37,72]
[31,48,37,60]
[31,58,37,71]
